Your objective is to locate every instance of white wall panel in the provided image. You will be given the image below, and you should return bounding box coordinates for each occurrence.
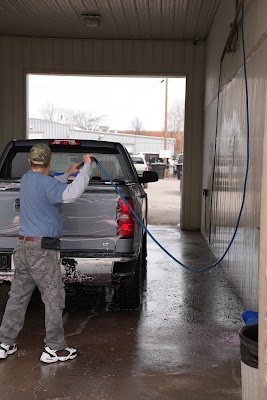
[205,0,267,109]
[204,0,235,108]
[209,63,264,309]
[202,99,218,237]
[181,42,205,229]
[204,0,267,389]
[0,37,205,230]
[204,0,267,309]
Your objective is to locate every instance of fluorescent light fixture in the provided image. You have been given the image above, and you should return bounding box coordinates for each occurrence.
[81,13,102,28]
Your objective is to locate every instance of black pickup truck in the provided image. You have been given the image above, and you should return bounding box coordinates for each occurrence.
[0,139,158,309]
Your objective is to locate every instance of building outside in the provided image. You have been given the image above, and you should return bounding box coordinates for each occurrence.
[113,130,184,155]
[28,118,176,156]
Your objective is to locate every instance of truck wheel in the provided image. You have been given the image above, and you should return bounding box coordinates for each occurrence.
[142,231,147,261]
[114,250,144,310]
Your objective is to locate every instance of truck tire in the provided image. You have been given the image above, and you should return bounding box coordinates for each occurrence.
[114,249,144,310]
[142,231,147,261]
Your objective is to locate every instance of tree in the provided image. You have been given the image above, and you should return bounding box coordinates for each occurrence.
[40,101,65,123]
[39,102,105,130]
[168,101,184,133]
[131,116,144,133]
[67,110,105,131]
[167,102,185,154]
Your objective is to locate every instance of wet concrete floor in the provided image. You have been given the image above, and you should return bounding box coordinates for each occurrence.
[0,226,243,400]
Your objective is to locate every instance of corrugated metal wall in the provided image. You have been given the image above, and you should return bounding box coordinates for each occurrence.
[203,0,267,385]
[203,0,267,310]
[28,118,175,154]
[209,58,264,309]
[0,37,205,230]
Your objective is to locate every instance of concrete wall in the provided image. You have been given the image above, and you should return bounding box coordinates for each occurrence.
[203,0,267,310]
[0,37,205,230]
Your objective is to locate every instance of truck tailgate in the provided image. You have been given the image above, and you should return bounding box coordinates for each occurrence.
[0,184,133,254]
[61,187,118,251]
[0,190,20,242]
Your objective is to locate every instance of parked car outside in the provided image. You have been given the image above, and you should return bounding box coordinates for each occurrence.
[137,152,160,170]
[130,154,149,188]
[137,152,168,179]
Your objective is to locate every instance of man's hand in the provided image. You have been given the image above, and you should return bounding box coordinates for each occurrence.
[66,163,80,176]
[66,155,94,176]
[83,154,94,165]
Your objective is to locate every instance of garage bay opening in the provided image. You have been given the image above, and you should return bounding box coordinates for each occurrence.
[27,74,186,226]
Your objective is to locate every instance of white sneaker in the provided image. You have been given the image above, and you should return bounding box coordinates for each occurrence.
[40,346,77,363]
[0,343,17,359]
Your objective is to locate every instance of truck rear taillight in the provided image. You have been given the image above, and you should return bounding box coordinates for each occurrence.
[117,198,135,238]
[49,139,81,146]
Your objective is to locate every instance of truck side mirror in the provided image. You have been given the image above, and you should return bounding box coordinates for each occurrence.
[138,171,158,183]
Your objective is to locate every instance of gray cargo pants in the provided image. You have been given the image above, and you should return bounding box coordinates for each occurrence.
[0,239,67,350]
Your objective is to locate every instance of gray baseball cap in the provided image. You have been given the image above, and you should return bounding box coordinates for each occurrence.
[29,144,52,165]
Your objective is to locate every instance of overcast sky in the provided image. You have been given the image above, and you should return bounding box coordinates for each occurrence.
[28,75,186,131]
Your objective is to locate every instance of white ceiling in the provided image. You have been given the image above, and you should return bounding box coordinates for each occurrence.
[0,0,221,41]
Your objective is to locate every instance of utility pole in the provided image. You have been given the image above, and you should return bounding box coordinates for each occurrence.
[164,78,168,151]
[164,78,168,177]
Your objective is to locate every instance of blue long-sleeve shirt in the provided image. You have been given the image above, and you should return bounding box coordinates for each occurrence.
[19,164,92,238]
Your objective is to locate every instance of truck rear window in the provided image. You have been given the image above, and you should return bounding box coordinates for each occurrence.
[1,149,130,182]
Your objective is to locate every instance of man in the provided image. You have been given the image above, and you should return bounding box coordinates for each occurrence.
[0,143,94,363]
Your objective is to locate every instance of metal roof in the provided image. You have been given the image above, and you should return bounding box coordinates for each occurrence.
[0,0,221,41]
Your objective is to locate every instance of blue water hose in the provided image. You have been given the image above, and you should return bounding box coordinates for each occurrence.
[94,4,249,274]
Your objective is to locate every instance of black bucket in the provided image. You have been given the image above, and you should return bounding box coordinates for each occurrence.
[239,323,258,368]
